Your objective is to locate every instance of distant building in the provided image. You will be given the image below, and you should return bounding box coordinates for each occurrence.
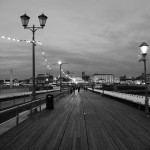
[140,73,150,83]
[36,74,53,87]
[137,73,150,84]
[4,79,10,86]
[3,79,20,87]
[120,75,126,82]
[82,71,90,81]
[82,71,85,79]
[0,80,4,87]
[13,79,19,86]
[114,77,120,83]
[90,74,114,84]
[147,74,150,83]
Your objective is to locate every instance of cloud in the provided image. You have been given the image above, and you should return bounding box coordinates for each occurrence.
[1,0,150,79]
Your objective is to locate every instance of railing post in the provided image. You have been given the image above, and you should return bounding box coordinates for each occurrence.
[40,99,41,112]
[31,102,33,116]
[138,105,141,110]
[24,94,25,103]
[14,96,16,105]
[16,105,19,126]
[30,95,33,116]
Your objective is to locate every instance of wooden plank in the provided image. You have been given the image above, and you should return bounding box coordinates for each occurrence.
[0,90,150,150]
[83,91,150,149]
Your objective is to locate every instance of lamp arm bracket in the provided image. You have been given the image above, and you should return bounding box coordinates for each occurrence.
[139,59,143,62]
[25,26,42,32]
[139,58,146,62]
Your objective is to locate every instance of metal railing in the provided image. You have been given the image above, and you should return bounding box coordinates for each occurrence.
[0,97,45,124]
[0,90,70,135]
[89,88,150,106]
[0,89,60,110]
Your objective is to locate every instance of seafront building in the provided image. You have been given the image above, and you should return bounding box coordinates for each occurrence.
[90,73,114,84]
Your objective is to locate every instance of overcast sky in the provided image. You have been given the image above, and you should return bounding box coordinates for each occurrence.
[1,0,150,80]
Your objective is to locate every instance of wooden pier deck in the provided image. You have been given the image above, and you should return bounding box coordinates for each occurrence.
[0,90,150,150]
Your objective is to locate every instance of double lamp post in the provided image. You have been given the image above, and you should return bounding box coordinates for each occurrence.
[20,13,48,102]
[139,42,149,117]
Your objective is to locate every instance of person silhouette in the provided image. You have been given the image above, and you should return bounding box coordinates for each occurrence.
[78,86,80,92]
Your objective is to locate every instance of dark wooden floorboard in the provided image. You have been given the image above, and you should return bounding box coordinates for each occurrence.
[0,90,150,150]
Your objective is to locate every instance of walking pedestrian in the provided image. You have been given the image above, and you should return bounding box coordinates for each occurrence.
[84,86,85,91]
[85,86,87,91]
[78,86,80,92]
[92,85,94,90]
[73,86,75,93]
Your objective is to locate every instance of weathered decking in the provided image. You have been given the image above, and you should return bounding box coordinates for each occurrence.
[0,90,150,150]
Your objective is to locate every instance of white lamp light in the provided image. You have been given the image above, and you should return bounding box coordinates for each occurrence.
[140,42,149,55]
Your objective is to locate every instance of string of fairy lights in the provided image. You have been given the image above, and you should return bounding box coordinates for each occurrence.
[1,34,76,83]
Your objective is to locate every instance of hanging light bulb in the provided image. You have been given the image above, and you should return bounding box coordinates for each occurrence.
[1,35,5,38]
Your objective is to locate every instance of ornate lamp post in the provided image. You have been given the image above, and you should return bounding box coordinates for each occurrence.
[139,42,149,117]
[20,13,48,103]
[58,61,67,92]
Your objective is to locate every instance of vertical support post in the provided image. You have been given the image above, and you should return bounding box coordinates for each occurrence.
[60,64,62,92]
[143,56,149,117]
[16,105,19,126]
[30,24,36,115]
[31,100,33,116]
[32,24,36,104]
